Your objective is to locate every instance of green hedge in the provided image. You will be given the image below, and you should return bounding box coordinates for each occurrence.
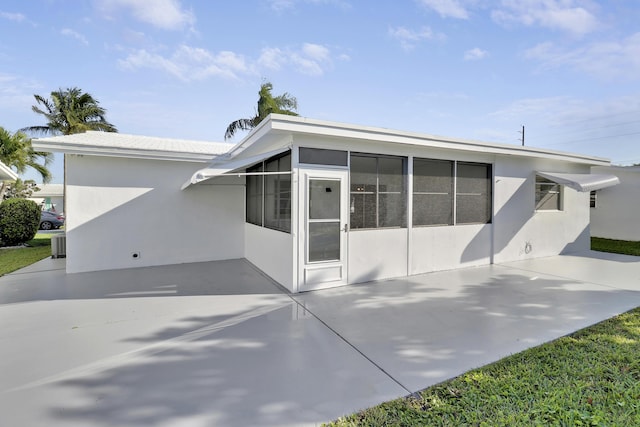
[0,198,41,246]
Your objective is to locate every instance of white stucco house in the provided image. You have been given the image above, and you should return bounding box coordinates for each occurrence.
[33,115,620,293]
[590,165,639,241]
[28,183,64,212]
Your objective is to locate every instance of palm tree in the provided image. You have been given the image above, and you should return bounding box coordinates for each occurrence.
[225,82,298,140]
[23,87,117,136]
[0,127,51,182]
[0,127,52,198]
[22,87,117,214]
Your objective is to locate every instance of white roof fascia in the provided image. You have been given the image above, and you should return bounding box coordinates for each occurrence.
[182,146,290,190]
[32,132,232,163]
[537,172,620,192]
[265,114,612,167]
[0,161,18,181]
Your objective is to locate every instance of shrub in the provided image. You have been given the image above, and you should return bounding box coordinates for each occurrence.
[0,198,40,246]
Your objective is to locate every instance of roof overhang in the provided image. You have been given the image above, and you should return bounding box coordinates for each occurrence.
[257,114,612,167]
[0,161,18,181]
[182,147,290,190]
[537,171,620,192]
[32,132,232,163]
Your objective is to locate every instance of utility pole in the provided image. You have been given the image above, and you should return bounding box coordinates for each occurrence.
[519,125,525,146]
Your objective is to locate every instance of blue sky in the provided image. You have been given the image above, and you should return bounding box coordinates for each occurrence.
[2,0,640,183]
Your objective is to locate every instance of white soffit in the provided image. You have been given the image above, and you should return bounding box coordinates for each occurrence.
[182,147,290,190]
[0,161,18,181]
[537,172,620,192]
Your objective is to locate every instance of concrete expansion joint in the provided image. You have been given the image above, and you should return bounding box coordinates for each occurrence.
[287,293,414,396]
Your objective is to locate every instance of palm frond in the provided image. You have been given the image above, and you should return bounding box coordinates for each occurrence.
[224,118,255,140]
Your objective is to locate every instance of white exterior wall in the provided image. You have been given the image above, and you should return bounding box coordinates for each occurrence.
[411,224,492,274]
[244,224,294,291]
[348,229,408,284]
[492,157,591,263]
[65,155,244,273]
[590,166,640,241]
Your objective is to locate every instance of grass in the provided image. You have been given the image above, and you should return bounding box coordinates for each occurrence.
[325,238,640,426]
[0,233,53,276]
[326,308,640,426]
[591,237,640,256]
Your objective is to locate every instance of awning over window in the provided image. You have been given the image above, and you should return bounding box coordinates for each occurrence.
[181,147,289,190]
[537,171,620,192]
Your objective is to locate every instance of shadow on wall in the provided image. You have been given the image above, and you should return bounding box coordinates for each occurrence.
[44,264,640,427]
[461,167,590,265]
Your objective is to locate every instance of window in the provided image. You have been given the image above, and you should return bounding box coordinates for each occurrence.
[299,147,348,166]
[590,190,597,208]
[456,162,492,224]
[412,159,492,226]
[245,152,291,233]
[413,159,453,226]
[246,164,263,226]
[350,154,407,229]
[535,176,562,211]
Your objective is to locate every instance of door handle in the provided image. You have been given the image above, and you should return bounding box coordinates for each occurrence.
[342,223,349,233]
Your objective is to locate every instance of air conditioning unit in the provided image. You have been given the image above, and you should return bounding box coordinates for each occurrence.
[51,234,66,258]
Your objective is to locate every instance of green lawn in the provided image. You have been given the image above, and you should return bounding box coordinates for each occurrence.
[591,237,640,256]
[325,238,640,426]
[327,308,640,426]
[0,233,53,276]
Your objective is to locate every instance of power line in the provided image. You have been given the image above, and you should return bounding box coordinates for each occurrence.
[533,130,640,147]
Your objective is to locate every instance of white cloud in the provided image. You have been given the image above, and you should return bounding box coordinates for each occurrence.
[0,73,43,115]
[120,42,341,81]
[492,0,599,37]
[0,11,26,22]
[417,0,469,19]
[61,28,89,46]
[464,47,487,60]
[524,33,640,80]
[267,0,350,12]
[118,45,251,81]
[96,0,195,30]
[389,26,443,51]
[258,43,336,76]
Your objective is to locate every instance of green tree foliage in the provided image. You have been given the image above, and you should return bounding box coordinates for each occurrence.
[2,178,40,200]
[225,81,298,140]
[0,198,40,246]
[0,126,52,183]
[23,87,117,136]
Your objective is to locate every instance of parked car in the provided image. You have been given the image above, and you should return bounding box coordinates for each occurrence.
[40,211,65,230]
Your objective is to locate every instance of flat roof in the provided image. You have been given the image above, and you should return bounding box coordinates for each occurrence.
[32,131,234,162]
[32,116,613,167]
[229,114,612,166]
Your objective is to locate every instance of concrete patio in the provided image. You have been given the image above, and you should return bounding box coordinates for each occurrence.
[1,251,640,426]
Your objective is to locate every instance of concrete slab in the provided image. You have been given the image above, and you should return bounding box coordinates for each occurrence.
[294,254,640,393]
[1,252,640,426]
[0,259,405,427]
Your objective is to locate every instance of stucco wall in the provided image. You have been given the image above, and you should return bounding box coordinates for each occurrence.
[411,224,492,274]
[65,155,244,273]
[348,228,408,284]
[590,166,639,241]
[492,157,591,263]
[244,223,294,291]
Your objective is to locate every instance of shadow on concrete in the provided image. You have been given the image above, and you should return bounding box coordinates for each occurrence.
[0,259,287,306]
[35,263,640,426]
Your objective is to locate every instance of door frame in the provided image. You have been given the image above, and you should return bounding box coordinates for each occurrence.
[297,168,349,292]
